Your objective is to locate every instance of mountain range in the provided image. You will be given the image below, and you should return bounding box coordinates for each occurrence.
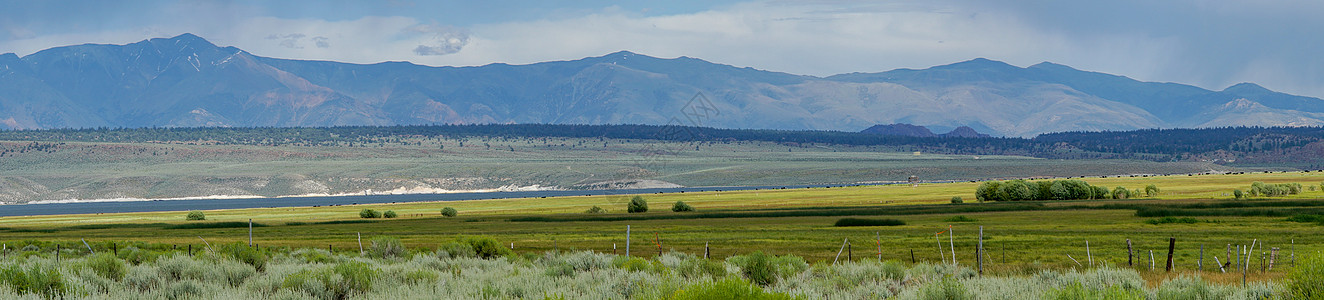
[2,33,1323,137]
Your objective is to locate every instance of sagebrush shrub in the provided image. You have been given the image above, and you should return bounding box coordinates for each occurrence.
[186,210,206,221]
[369,236,406,259]
[0,263,68,298]
[441,207,458,217]
[670,277,794,300]
[83,253,127,280]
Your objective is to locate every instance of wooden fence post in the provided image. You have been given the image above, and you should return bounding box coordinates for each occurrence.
[1149,250,1155,271]
[1126,239,1133,267]
[705,242,710,259]
[876,232,882,262]
[911,249,916,264]
[1198,244,1204,272]
[248,219,253,247]
[978,226,984,275]
[1086,240,1093,267]
[358,232,363,256]
[1165,237,1175,272]
[626,225,630,257]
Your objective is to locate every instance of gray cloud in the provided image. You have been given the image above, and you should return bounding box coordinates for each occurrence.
[405,24,469,56]
[266,33,307,49]
[312,36,330,48]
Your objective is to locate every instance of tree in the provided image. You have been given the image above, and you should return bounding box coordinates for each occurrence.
[1112,186,1130,199]
[359,209,381,218]
[628,196,649,213]
[186,210,206,221]
[441,207,458,217]
[1145,184,1160,197]
[975,181,1001,202]
[383,210,398,218]
[672,201,695,212]
[998,180,1033,201]
[950,196,963,204]
[1234,189,1245,200]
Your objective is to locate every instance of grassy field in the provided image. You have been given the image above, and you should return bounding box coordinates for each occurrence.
[0,137,1230,203]
[4,171,1323,288]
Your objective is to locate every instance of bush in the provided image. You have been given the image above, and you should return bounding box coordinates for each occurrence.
[83,253,127,280]
[458,236,510,259]
[672,201,695,212]
[950,196,963,204]
[1249,182,1301,197]
[1047,282,1145,300]
[834,218,905,227]
[441,207,458,217]
[978,179,1112,201]
[585,206,607,214]
[437,241,477,259]
[628,196,648,213]
[185,210,206,221]
[918,277,971,300]
[369,236,406,259]
[282,261,377,299]
[0,264,68,298]
[1233,189,1245,200]
[944,215,977,222]
[218,243,268,272]
[359,209,381,219]
[1145,184,1160,197]
[727,251,808,287]
[1112,186,1131,199]
[382,210,398,218]
[1289,252,1324,299]
[669,277,794,300]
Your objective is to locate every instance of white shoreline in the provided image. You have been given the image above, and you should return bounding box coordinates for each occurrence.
[10,184,562,206]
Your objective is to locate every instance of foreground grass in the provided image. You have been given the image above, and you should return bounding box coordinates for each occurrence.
[0,242,1300,299]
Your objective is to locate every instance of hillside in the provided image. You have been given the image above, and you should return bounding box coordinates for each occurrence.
[3,34,1324,137]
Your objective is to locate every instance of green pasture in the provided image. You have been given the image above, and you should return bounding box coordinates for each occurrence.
[3,171,1323,286]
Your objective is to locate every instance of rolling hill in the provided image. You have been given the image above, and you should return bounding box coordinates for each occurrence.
[2,34,1323,137]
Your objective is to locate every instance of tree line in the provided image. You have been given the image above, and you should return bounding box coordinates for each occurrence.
[976,179,1159,202]
[1,124,1321,162]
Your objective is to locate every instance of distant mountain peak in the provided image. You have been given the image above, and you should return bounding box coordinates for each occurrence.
[1224,82,1269,93]
[935,58,1020,70]
[1028,61,1074,70]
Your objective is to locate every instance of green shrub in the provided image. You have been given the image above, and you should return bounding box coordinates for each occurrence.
[672,201,695,212]
[950,196,963,204]
[1112,186,1131,199]
[83,253,127,280]
[457,236,510,259]
[438,241,477,259]
[218,243,268,272]
[1046,282,1144,300]
[0,264,68,298]
[368,236,407,259]
[117,246,159,265]
[282,261,377,299]
[833,218,905,227]
[1286,214,1324,224]
[185,210,206,221]
[1145,184,1160,197]
[382,210,398,218]
[441,207,458,217]
[944,215,977,222]
[359,209,381,219]
[669,277,794,300]
[1233,189,1245,200]
[1250,181,1301,197]
[613,256,653,272]
[585,206,607,214]
[628,196,649,213]
[727,251,808,287]
[918,277,971,300]
[1289,252,1324,299]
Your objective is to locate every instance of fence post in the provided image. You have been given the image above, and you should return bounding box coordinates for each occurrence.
[911,249,916,264]
[848,240,852,261]
[1126,239,1133,267]
[1165,237,1175,272]
[1086,240,1093,267]
[358,232,363,256]
[56,244,60,262]
[248,219,253,247]
[626,225,630,257]
[1199,244,1204,271]
[705,242,709,259]
[876,232,882,262]
[948,226,956,265]
[978,226,984,275]
[1149,250,1155,271]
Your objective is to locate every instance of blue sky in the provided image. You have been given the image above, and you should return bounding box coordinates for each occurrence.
[2,0,1321,98]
